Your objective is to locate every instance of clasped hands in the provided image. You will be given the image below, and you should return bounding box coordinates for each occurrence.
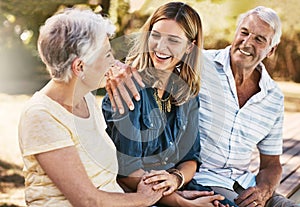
[142,170,233,207]
[143,170,183,196]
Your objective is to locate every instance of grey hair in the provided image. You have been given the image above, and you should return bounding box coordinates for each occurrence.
[38,8,115,83]
[236,6,282,48]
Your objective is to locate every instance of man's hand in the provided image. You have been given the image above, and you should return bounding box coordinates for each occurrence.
[105,60,144,114]
[234,186,269,207]
[177,190,234,207]
[178,191,235,207]
[234,154,282,207]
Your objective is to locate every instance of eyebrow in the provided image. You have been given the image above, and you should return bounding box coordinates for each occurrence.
[152,30,183,40]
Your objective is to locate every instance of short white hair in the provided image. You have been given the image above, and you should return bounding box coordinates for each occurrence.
[237,6,281,48]
[38,8,115,83]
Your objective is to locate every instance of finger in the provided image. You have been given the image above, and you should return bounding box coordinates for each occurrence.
[120,66,141,102]
[235,187,255,205]
[124,75,141,102]
[236,194,257,207]
[212,200,220,207]
[207,195,226,202]
[212,200,225,207]
[238,186,255,199]
[115,68,138,105]
[110,78,124,114]
[178,190,214,199]
[144,173,169,184]
[148,170,169,176]
[162,186,177,196]
[116,79,135,111]
[153,180,175,191]
[131,68,145,87]
[189,190,215,197]
[105,79,116,112]
[143,170,168,180]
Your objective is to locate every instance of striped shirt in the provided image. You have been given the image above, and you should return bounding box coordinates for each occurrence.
[194,46,284,190]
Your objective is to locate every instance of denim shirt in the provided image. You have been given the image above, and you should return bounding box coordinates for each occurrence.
[102,85,201,177]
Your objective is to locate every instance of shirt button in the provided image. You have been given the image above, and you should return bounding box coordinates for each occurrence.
[169,141,173,145]
[162,161,167,165]
[165,157,168,161]
[150,123,153,127]
[182,125,186,130]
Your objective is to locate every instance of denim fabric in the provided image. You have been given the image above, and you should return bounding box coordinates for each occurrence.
[102,85,201,176]
[184,179,239,207]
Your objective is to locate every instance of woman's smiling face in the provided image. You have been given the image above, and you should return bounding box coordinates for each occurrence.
[148,19,190,72]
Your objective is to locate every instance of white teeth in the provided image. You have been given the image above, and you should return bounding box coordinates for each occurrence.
[239,49,251,56]
[155,52,171,59]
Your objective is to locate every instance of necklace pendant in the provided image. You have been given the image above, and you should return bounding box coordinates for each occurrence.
[154,88,172,113]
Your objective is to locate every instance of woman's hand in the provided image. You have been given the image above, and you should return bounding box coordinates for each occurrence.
[142,170,180,196]
[136,173,164,206]
[177,190,234,207]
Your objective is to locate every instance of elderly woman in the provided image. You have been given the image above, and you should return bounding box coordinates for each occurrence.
[18,8,163,207]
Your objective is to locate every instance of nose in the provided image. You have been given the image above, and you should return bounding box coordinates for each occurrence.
[156,37,168,50]
[242,33,254,46]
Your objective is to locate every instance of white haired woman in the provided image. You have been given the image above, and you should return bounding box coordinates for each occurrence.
[18,8,163,207]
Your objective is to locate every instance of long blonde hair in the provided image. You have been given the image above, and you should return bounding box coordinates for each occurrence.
[126,2,203,105]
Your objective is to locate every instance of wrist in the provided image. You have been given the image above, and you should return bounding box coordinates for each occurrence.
[167,168,185,190]
[138,192,155,207]
[168,193,186,207]
[176,196,190,207]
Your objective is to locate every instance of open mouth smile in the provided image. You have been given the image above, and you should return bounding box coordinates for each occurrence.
[155,52,172,60]
[239,49,251,56]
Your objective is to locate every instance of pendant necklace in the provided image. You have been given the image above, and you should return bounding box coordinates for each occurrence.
[153,85,173,113]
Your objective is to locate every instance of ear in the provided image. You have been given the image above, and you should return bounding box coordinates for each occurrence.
[71,58,83,77]
[186,40,196,54]
[267,44,278,58]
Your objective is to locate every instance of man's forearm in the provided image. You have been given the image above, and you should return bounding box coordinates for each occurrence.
[256,155,282,198]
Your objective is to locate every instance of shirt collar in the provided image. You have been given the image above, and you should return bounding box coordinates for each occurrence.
[213,45,277,95]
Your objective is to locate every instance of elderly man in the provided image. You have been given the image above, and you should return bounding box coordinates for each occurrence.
[105,6,298,207]
[191,6,297,207]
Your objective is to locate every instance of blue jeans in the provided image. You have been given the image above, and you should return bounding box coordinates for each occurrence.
[155,179,238,207]
[183,179,238,207]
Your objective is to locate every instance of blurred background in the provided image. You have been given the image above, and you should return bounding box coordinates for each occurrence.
[0,0,300,94]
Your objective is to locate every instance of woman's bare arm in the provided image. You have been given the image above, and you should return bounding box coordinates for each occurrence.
[35,146,162,207]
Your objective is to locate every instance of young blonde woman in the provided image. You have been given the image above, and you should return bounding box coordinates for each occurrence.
[103,2,236,207]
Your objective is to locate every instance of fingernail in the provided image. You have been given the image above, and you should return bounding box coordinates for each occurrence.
[129,105,134,111]
[135,95,140,101]
[119,108,124,114]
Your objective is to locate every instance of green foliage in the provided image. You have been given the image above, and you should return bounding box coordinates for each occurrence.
[1,0,300,94]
